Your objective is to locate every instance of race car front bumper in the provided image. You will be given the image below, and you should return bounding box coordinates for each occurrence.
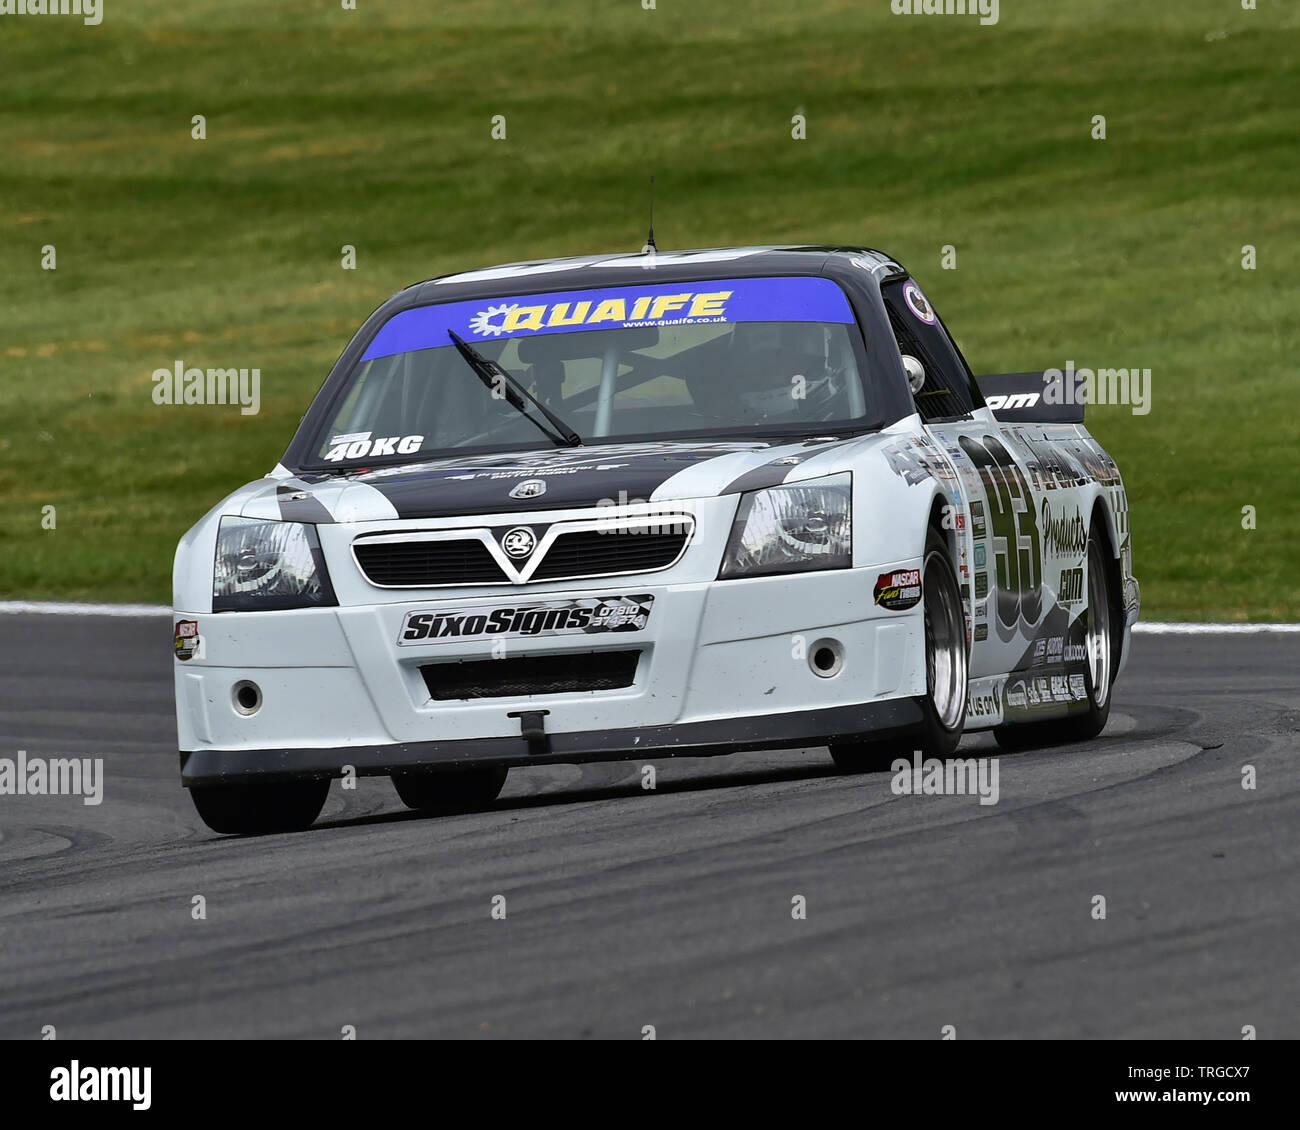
[174,565,927,787]
[179,698,924,785]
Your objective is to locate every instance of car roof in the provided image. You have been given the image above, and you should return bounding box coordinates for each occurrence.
[401,245,904,305]
[283,243,922,468]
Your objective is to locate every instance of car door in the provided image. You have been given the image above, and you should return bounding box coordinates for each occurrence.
[879,277,1049,683]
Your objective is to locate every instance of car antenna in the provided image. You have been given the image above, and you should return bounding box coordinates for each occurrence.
[642,175,657,253]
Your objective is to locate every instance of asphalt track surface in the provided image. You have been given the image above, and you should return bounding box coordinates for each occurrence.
[1,613,1296,1039]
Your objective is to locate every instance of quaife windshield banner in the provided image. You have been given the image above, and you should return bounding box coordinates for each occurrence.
[360,275,855,360]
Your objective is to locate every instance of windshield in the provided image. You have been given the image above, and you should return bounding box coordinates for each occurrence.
[307,275,872,467]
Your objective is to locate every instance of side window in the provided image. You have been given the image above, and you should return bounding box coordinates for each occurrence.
[881,278,980,423]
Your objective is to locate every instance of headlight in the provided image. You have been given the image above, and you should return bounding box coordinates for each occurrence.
[213,517,337,611]
[719,473,852,578]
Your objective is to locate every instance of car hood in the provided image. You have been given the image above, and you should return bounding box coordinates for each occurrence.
[235,437,873,524]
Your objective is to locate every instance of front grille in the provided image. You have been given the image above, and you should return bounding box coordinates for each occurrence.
[421,650,640,700]
[529,529,690,580]
[354,539,506,587]
[353,522,692,587]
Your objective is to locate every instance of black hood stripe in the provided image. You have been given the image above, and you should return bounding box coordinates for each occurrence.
[349,444,764,521]
[717,439,846,496]
[276,482,336,525]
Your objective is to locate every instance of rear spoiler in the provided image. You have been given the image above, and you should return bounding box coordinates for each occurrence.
[974,372,1085,424]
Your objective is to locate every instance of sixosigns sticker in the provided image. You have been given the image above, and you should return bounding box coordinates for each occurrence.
[399,595,654,645]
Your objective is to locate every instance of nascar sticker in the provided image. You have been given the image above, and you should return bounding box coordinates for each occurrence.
[174,619,201,661]
[873,569,922,611]
[361,276,855,361]
[398,595,654,645]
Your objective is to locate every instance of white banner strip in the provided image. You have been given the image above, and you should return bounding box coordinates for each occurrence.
[1134,622,1300,634]
[0,601,173,617]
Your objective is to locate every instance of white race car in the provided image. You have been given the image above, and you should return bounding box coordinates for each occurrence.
[173,246,1139,834]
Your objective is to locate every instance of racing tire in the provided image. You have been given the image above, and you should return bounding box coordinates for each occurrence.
[190,778,330,835]
[831,529,969,772]
[391,767,509,814]
[993,518,1119,751]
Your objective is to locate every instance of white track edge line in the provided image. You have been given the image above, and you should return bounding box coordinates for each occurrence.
[1133,622,1300,634]
[0,601,173,617]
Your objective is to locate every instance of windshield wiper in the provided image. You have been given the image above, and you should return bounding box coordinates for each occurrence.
[447,331,582,448]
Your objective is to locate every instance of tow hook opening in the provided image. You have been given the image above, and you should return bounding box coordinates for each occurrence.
[809,638,845,679]
[232,680,262,715]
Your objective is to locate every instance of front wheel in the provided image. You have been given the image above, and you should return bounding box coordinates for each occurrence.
[831,530,968,772]
[391,767,508,814]
[190,778,330,835]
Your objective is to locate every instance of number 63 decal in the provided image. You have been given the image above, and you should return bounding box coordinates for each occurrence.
[959,434,1042,630]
